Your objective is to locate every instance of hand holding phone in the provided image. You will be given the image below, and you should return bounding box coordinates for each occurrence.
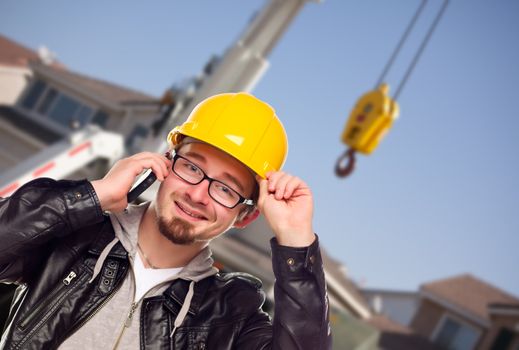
[127,171,157,203]
[91,152,171,212]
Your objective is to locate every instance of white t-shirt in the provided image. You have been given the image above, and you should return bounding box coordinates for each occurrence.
[133,252,183,301]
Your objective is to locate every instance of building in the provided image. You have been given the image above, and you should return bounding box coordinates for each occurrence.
[217,216,443,350]
[0,34,447,350]
[363,288,420,326]
[410,274,519,350]
[0,35,161,194]
[5,34,518,350]
[0,34,59,105]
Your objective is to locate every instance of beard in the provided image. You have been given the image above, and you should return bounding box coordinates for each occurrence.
[157,216,196,245]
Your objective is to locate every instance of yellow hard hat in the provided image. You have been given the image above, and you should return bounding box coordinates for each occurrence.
[167,92,288,178]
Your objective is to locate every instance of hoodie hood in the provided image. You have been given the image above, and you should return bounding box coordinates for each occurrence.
[89,202,218,283]
[88,202,218,338]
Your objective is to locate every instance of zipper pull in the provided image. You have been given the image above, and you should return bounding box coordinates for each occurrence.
[125,302,138,327]
[63,271,77,285]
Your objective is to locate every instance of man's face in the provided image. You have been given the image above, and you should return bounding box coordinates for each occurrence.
[154,141,256,245]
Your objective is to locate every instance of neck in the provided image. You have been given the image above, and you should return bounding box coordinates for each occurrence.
[138,203,207,269]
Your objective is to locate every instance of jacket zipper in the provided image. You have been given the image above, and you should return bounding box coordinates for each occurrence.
[124,301,139,327]
[63,271,77,285]
[60,263,128,345]
[112,266,138,350]
[16,270,87,350]
[18,270,78,330]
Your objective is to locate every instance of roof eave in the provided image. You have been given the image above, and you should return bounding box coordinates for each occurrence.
[420,289,490,328]
[31,64,128,113]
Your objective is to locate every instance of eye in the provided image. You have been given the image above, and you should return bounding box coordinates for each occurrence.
[187,163,199,173]
[213,182,237,199]
[182,160,202,175]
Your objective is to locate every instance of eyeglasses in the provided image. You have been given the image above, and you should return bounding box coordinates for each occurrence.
[171,153,254,209]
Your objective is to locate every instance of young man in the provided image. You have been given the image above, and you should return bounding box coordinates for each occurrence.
[0,93,332,349]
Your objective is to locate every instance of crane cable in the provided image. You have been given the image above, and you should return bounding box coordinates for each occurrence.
[335,0,449,178]
[375,0,427,91]
[392,0,450,100]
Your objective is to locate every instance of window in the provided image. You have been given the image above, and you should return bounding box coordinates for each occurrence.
[37,88,58,114]
[47,94,81,128]
[21,80,46,109]
[433,316,480,350]
[490,328,514,350]
[76,105,94,126]
[19,80,107,131]
[45,94,96,129]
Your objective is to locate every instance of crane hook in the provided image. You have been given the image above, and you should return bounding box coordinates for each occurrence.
[335,148,356,178]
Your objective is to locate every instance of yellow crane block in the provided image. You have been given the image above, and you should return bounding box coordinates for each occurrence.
[340,83,399,155]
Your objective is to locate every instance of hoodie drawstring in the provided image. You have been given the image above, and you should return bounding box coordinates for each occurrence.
[169,280,195,338]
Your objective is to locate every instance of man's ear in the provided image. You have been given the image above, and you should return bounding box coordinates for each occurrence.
[234,208,260,229]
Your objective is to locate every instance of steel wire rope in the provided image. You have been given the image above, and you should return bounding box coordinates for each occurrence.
[375,0,428,88]
[335,0,449,178]
[393,0,450,100]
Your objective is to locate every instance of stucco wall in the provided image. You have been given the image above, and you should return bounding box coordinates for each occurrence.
[0,66,30,105]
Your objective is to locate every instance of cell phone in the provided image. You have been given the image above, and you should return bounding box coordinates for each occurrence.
[127,170,157,203]
[126,151,171,203]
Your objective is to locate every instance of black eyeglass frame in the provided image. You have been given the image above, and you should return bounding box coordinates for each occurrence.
[171,153,255,209]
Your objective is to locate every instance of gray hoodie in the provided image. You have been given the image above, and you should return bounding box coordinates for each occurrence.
[59,202,218,349]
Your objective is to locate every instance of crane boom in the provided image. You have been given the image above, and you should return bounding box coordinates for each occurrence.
[145,0,319,155]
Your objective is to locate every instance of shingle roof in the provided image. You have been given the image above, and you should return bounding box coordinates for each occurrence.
[0,34,157,106]
[0,34,64,69]
[33,63,157,106]
[421,274,519,322]
[0,34,40,68]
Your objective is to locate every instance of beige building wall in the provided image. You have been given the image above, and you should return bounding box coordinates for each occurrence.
[0,66,31,105]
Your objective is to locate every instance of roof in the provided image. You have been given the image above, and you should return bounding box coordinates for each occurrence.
[32,63,157,106]
[421,274,519,323]
[0,34,64,69]
[367,315,443,350]
[0,35,157,106]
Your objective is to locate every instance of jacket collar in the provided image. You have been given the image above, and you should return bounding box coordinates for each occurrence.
[88,220,128,259]
[163,276,213,316]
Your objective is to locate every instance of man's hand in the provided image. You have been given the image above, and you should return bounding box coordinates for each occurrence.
[91,152,171,212]
[256,171,316,247]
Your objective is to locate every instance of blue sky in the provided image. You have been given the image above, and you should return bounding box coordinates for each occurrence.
[2,0,518,296]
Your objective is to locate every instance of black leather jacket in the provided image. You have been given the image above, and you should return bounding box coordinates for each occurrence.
[0,178,332,349]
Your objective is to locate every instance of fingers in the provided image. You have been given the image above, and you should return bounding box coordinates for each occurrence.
[260,171,308,201]
[125,152,171,181]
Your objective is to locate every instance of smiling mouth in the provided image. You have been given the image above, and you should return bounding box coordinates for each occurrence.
[175,201,207,220]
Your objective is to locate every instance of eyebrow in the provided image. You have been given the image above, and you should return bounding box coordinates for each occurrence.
[180,151,246,193]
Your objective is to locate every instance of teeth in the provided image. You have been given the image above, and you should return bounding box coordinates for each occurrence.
[177,202,205,219]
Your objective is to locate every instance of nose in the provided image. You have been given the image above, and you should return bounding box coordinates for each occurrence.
[184,178,211,205]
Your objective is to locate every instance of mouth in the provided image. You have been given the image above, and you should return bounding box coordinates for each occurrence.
[174,201,208,221]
